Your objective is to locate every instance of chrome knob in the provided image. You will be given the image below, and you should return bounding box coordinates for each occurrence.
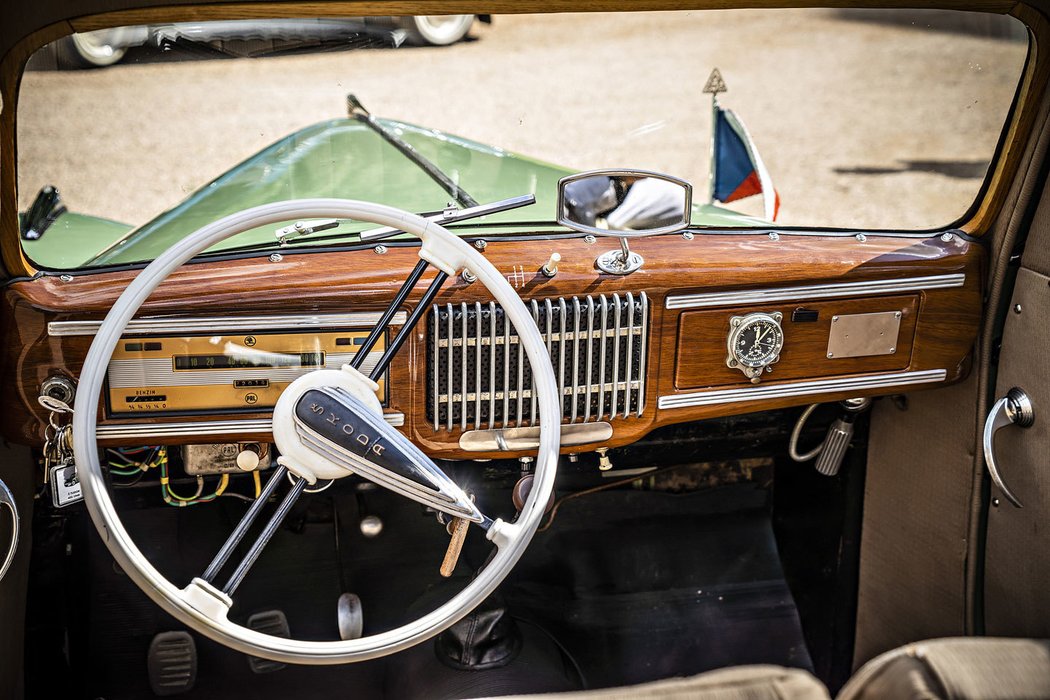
[983,387,1035,508]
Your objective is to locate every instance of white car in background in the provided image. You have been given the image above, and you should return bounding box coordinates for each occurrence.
[54,15,483,68]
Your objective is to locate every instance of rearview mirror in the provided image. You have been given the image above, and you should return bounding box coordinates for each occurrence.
[557,170,692,238]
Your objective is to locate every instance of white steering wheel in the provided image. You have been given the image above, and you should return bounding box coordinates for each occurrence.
[71,199,561,664]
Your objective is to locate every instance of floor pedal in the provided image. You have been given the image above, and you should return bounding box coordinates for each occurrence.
[147,631,197,696]
[246,610,290,674]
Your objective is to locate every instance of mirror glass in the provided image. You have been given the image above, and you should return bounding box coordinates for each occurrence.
[558,171,692,237]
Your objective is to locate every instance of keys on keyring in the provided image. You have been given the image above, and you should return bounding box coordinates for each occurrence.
[440,517,469,578]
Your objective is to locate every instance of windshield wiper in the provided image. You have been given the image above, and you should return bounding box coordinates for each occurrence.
[346,94,479,209]
[196,194,539,257]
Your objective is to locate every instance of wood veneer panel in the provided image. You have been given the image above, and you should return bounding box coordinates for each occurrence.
[674,295,919,390]
[0,232,983,454]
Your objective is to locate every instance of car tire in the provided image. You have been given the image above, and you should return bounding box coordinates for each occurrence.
[55,32,128,69]
[400,15,475,46]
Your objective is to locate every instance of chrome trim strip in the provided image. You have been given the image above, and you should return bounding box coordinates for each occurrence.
[431,307,439,431]
[584,297,595,423]
[624,292,635,419]
[598,294,609,420]
[557,298,567,424]
[488,301,497,430]
[570,297,581,423]
[475,302,483,429]
[97,412,406,439]
[460,303,469,431]
[638,292,649,417]
[459,421,614,452]
[657,369,948,410]
[49,312,409,337]
[664,274,966,310]
[445,304,454,432]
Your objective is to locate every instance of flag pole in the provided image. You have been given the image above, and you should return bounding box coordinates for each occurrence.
[703,68,728,205]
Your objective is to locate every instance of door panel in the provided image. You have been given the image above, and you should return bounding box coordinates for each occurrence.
[984,237,1050,635]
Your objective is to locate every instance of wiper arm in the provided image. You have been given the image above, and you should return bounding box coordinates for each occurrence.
[358,194,537,242]
[346,94,479,209]
[210,194,535,256]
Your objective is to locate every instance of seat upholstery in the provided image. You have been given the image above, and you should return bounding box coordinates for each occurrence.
[486,637,1050,700]
[481,665,830,700]
[839,638,1050,700]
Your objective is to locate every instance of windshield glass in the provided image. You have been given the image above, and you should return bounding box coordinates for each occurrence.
[16,9,1028,270]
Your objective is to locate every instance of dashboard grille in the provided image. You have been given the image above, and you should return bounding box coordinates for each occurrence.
[428,293,649,431]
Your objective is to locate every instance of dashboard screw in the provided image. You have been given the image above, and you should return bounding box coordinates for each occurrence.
[1014,304,1022,314]
[584,235,596,245]
[268,253,283,263]
[474,239,488,251]
[856,233,867,242]
[59,274,73,282]
[683,231,695,240]
[827,352,834,358]
[373,245,388,255]
[940,232,954,242]
[992,498,1001,508]
[461,268,477,284]
[768,232,780,241]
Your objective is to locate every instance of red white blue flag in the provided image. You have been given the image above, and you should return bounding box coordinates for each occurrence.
[712,105,780,221]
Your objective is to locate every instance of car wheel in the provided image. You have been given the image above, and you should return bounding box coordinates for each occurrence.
[55,31,128,69]
[401,15,475,46]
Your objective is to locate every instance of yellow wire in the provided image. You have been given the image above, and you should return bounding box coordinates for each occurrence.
[252,470,262,499]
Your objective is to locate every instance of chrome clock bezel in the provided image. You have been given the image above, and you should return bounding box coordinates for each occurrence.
[726,312,784,382]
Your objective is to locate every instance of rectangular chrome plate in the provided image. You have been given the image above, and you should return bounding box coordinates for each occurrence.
[459,421,613,452]
[827,311,902,359]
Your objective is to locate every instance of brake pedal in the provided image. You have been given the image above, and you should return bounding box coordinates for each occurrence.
[246,610,290,674]
[147,631,197,696]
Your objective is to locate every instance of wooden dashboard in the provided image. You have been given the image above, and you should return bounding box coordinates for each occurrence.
[0,230,983,458]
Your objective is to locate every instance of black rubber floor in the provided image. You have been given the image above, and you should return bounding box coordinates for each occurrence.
[54,480,810,699]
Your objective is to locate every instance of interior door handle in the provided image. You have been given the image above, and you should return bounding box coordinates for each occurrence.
[983,387,1035,508]
[0,477,19,582]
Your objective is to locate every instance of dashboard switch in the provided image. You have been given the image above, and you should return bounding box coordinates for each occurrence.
[541,252,561,278]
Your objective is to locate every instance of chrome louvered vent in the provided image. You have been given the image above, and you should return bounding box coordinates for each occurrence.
[428,293,649,431]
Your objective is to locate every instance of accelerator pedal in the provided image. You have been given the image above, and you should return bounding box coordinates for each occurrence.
[246,610,290,674]
[147,631,197,696]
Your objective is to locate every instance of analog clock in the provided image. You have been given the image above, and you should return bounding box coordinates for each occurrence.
[726,312,784,383]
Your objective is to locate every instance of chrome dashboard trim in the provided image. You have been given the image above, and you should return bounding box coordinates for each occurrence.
[664,274,965,310]
[459,421,613,452]
[657,369,948,410]
[48,312,409,337]
[96,412,405,439]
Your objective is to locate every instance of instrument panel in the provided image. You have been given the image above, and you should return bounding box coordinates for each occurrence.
[3,230,984,454]
[106,330,387,415]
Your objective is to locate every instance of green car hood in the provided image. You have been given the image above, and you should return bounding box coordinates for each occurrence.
[27,117,768,269]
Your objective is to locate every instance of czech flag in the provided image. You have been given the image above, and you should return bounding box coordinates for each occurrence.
[712,105,780,221]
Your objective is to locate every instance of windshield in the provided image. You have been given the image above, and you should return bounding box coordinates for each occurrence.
[16,9,1028,270]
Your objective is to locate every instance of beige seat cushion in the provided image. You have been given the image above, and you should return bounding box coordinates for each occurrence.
[839,637,1050,700]
[480,665,829,700]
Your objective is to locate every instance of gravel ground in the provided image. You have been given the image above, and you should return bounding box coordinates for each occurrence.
[16,9,1028,232]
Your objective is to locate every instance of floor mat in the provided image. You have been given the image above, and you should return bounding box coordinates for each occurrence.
[504,484,813,689]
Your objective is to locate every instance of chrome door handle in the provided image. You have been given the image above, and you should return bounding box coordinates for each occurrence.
[0,477,19,582]
[983,387,1035,508]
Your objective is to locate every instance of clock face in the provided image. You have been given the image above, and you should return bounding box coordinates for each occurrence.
[729,315,784,369]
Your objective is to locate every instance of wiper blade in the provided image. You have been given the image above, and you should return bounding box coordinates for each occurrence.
[346,94,479,209]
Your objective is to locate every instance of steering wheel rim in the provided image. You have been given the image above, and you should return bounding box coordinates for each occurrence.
[71,198,562,664]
